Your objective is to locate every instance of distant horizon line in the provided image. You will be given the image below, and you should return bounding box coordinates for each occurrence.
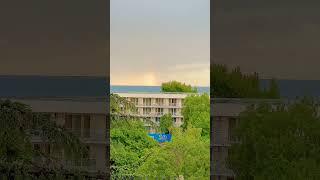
[0,74,108,78]
[2,75,320,82]
[111,84,210,87]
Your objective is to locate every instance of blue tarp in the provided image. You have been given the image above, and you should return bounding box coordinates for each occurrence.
[148,133,172,143]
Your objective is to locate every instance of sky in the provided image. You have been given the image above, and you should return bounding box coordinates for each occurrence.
[212,0,320,80]
[0,1,108,77]
[110,0,210,86]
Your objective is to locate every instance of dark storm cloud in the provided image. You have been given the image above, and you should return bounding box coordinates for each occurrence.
[212,0,320,79]
[0,0,108,76]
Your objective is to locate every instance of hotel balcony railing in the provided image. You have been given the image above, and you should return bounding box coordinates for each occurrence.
[142,112,152,116]
[136,103,181,107]
[29,129,108,144]
[169,103,177,107]
[33,156,96,172]
[65,158,96,172]
[66,129,107,143]
[170,112,180,116]
[155,112,164,116]
[140,112,182,117]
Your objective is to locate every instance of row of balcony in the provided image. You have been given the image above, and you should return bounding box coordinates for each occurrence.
[65,159,96,172]
[29,129,108,144]
[33,156,97,172]
[141,112,182,117]
[134,103,180,107]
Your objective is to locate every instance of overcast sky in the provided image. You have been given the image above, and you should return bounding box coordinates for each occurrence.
[111,0,210,86]
[213,0,320,80]
[0,1,108,77]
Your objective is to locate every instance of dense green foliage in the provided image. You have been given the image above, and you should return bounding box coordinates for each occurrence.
[110,120,158,178]
[161,81,197,93]
[136,128,210,179]
[211,64,280,98]
[110,92,210,179]
[228,99,320,179]
[110,93,137,118]
[182,94,210,138]
[135,94,210,178]
[0,100,86,176]
[110,94,158,179]
[160,114,173,134]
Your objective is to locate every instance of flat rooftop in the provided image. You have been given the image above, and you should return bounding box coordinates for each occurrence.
[115,92,193,99]
[1,97,108,114]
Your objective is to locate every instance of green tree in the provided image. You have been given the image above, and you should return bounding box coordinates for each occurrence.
[161,81,197,93]
[0,99,86,175]
[267,78,280,98]
[182,94,210,138]
[110,93,137,119]
[136,127,210,179]
[211,63,280,98]
[228,99,320,180]
[110,94,158,179]
[111,120,158,179]
[160,114,173,134]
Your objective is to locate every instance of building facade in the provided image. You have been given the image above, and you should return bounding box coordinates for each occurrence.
[9,97,108,175]
[115,93,189,130]
[211,98,282,180]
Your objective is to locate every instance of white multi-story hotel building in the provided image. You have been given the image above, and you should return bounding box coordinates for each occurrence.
[115,93,189,129]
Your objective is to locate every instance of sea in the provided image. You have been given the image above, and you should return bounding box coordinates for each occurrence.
[1,75,320,98]
[110,85,210,94]
[260,79,320,99]
[111,80,320,99]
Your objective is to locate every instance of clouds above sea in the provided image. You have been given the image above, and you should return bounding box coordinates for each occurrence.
[111,0,210,86]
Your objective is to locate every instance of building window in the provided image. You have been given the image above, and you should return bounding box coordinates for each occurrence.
[143,108,151,115]
[65,114,72,129]
[74,115,81,130]
[155,117,161,123]
[169,108,177,115]
[169,99,177,106]
[173,118,177,123]
[155,108,163,115]
[83,115,91,138]
[155,98,164,106]
[143,98,151,106]
[44,144,51,155]
[52,113,59,119]
[130,98,139,105]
